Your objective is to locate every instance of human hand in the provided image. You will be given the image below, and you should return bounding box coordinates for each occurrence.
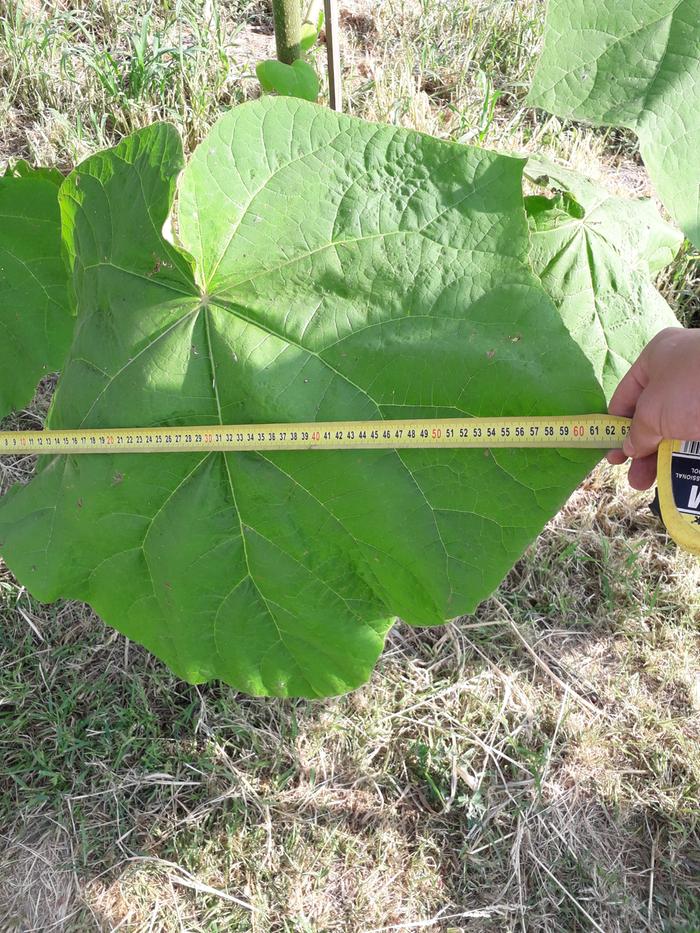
[607,328,700,490]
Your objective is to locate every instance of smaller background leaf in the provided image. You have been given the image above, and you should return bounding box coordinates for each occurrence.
[301,1,324,51]
[256,59,319,102]
[525,156,682,401]
[300,10,323,51]
[4,161,63,185]
[0,166,73,418]
[527,0,700,248]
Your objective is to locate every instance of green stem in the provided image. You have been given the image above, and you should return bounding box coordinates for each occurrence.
[271,0,302,64]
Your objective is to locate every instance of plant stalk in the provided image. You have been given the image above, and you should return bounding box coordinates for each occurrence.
[272,0,302,64]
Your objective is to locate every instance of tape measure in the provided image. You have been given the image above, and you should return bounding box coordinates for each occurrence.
[0,414,698,556]
[656,439,700,556]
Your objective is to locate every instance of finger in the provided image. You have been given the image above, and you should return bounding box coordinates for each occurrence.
[608,360,647,418]
[606,449,628,465]
[627,453,658,491]
[622,393,662,460]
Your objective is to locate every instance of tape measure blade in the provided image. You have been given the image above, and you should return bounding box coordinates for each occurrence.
[0,415,630,456]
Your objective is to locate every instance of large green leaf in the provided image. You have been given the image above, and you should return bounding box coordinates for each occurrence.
[525,157,682,401]
[0,99,608,697]
[0,164,73,417]
[528,0,700,248]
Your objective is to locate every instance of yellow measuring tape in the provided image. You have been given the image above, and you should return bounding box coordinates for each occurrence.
[0,414,629,454]
[1,414,698,556]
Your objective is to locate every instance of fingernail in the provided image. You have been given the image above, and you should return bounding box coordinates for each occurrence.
[623,439,635,458]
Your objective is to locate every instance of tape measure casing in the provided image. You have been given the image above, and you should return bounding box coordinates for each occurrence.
[657,439,700,556]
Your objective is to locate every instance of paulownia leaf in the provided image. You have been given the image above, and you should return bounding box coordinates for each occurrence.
[525,156,682,401]
[3,161,63,184]
[528,0,700,248]
[256,59,320,102]
[301,8,324,51]
[0,99,609,697]
[300,26,321,53]
[0,164,73,418]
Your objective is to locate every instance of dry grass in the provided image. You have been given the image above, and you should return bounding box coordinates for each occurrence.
[2,442,699,931]
[1,0,699,931]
